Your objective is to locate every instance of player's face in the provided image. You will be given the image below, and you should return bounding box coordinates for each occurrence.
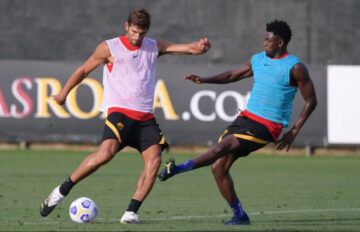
[263,32,282,57]
[125,22,148,46]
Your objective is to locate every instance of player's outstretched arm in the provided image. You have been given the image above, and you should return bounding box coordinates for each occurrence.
[276,63,317,151]
[52,42,111,105]
[157,37,211,56]
[185,60,253,84]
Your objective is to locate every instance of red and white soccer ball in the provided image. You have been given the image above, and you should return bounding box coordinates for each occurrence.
[69,197,98,223]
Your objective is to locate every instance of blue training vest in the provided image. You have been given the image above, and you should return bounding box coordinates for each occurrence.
[247,51,300,127]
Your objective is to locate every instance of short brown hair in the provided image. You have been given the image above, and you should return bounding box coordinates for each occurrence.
[127,8,151,30]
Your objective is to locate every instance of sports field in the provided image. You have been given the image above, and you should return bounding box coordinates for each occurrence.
[0,149,359,231]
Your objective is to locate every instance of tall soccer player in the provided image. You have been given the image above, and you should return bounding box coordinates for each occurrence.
[39,8,211,224]
[158,20,317,225]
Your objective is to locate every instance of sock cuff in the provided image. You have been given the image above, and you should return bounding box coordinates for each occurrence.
[59,176,75,196]
[127,199,142,213]
[230,199,240,208]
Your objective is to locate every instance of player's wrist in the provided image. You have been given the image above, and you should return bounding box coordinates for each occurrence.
[290,127,299,136]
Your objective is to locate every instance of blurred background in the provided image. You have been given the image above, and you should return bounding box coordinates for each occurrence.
[0,0,359,150]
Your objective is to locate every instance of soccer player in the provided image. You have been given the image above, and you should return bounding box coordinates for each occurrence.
[158,20,317,225]
[39,8,211,224]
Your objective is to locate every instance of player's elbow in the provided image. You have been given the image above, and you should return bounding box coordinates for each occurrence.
[76,66,89,79]
[313,98,318,108]
[308,97,317,112]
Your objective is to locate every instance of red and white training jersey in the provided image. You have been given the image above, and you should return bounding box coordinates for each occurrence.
[100,36,158,114]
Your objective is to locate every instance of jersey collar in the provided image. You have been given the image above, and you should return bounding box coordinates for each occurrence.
[119,35,142,51]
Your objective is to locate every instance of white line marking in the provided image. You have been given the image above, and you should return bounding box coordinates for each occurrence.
[142,208,360,221]
[4,208,360,225]
[100,207,360,222]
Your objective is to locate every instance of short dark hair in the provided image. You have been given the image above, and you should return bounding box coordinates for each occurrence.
[266,20,292,46]
[127,8,151,30]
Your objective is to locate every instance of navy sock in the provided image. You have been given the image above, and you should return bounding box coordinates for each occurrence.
[173,159,195,174]
[59,177,75,196]
[229,199,245,218]
[126,199,142,213]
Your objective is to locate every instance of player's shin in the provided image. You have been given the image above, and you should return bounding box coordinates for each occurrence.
[173,159,195,174]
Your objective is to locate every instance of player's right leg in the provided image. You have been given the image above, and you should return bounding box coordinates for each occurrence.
[158,135,241,181]
[39,185,64,217]
[40,139,120,217]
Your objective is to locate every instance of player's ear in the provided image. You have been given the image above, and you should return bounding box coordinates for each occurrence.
[278,38,285,49]
[124,21,129,32]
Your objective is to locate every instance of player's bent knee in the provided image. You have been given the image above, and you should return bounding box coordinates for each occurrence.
[151,156,162,167]
[211,161,229,178]
[95,151,116,165]
[146,156,162,173]
[211,163,222,176]
[211,144,228,157]
[105,145,118,157]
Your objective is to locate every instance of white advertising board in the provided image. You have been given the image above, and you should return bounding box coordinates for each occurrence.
[327,66,360,144]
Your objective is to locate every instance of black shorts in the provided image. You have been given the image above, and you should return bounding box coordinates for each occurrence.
[102,112,169,153]
[218,115,274,157]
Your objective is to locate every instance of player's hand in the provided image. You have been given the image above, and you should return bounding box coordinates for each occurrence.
[193,37,211,54]
[52,93,67,105]
[275,129,297,151]
[185,74,202,84]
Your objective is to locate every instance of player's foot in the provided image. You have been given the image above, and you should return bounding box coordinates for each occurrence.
[120,211,140,224]
[40,185,65,217]
[224,212,251,225]
[157,158,176,181]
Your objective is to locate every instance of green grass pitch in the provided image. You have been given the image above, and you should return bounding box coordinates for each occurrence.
[0,149,360,231]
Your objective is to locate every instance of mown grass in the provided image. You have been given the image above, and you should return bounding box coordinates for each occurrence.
[0,149,359,231]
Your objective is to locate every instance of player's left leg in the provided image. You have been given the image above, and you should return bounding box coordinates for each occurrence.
[120,144,162,224]
[211,155,239,207]
[211,155,250,225]
[135,144,162,200]
[121,118,166,224]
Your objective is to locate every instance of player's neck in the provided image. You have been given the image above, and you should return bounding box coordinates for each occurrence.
[270,49,289,59]
[120,35,142,51]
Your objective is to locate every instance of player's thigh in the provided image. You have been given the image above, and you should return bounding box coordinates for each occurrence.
[97,139,120,158]
[141,144,162,169]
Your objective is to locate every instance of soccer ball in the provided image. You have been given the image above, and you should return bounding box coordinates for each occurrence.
[69,197,98,223]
